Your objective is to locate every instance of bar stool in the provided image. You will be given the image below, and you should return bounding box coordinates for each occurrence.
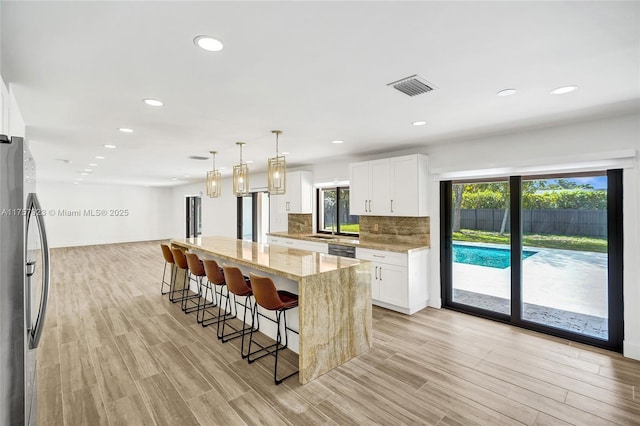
[199,259,232,327]
[184,253,210,315]
[160,244,174,296]
[247,273,299,385]
[169,248,189,304]
[219,265,258,357]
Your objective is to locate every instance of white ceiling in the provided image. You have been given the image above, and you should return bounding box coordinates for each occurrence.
[2,1,639,186]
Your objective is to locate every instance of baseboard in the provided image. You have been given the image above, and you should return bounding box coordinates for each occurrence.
[372,300,428,315]
[624,340,640,361]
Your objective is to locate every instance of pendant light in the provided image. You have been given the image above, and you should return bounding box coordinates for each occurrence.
[267,130,286,195]
[233,142,250,196]
[206,151,221,198]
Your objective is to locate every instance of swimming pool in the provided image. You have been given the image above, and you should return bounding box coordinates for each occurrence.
[453,244,537,269]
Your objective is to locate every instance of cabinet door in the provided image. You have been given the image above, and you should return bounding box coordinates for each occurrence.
[285,172,301,213]
[349,162,370,215]
[369,159,391,215]
[370,263,381,301]
[269,194,287,232]
[390,155,418,216]
[378,263,408,307]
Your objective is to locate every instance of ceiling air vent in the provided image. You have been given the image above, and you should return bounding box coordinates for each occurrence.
[387,75,435,97]
[188,155,209,161]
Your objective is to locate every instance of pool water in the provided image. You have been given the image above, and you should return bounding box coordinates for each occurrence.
[453,244,536,269]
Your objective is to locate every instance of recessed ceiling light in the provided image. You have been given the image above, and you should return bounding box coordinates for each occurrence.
[143,98,163,107]
[56,158,72,164]
[497,89,517,97]
[412,121,427,126]
[184,175,191,178]
[172,177,177,181]
[194,35,224,52]
[551,85,578,95]
[84,168,93,172]
[76,178,83,181]
[80,172,88,176]
[89,163,98,167]
[95,156,105,159]
[118,128,133,133]
[73,182,79,185]
[104,144,117,149]
[332,140,344,144]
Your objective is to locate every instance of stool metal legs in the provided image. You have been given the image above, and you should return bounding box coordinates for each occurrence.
[160,261,172,295]
[247,306,299,385]
[217,294,258,358]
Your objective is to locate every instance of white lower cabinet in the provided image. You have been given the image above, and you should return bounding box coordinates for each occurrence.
[357,248,428,315]
[267,236,428,314]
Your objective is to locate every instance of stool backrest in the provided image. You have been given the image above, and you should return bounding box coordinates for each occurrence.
[161,244,174,264]
[222,265,251,296]
[171,248,188,269]
[185,253,205,276]
[249,273,284,311]
[203,259,225,285]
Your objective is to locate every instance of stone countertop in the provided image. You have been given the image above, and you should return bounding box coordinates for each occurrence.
[171,236,367,281]
[267,232,429,254]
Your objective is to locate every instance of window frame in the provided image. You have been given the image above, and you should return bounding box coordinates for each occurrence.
[316,186,359,236]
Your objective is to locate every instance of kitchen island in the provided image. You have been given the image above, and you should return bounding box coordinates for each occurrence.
[170,236,372,384]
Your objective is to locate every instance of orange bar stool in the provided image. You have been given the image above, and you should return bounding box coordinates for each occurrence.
[219,265,258,357]
[169,248,189,304]
[199,259,233,327]
[160,244,175,296]
[184,253,210,315]
[247,273,299,385]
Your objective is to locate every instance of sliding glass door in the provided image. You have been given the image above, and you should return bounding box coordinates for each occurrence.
[441,171,623,351]
[450,180,511,317]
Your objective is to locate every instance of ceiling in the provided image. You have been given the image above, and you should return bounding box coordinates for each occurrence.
[2,1,639,186]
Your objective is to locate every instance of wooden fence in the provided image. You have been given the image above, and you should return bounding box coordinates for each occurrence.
[459,209,607,237]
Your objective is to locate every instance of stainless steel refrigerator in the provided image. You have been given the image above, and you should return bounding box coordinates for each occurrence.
[0,135,50,425]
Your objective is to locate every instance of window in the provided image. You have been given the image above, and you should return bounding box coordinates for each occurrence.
[317,187,359,235]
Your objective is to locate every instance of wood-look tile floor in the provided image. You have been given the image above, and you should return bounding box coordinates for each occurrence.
[38,241,640,426]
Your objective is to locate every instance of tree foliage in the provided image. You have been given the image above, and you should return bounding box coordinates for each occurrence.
[452,182,606,210]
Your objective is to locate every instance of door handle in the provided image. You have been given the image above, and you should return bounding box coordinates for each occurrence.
[364,200,367,212]
[379,267,382,281]
[391,200,393,213]
[26,193,50,350]
[374,266,378,279]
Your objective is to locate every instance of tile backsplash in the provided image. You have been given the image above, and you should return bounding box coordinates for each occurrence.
[359,216,430,246]
[288,213,313,234]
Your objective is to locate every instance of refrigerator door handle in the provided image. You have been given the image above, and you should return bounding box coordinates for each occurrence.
[25,193,50,350]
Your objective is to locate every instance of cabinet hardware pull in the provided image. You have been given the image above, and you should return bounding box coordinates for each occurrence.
[364,200,367,212]
[375,266,378,279]
[391,200,393,212]
[380,267,382,280]
[373,255,385,258]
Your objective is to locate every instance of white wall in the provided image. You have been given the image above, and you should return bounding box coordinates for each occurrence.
[37,182,173,247]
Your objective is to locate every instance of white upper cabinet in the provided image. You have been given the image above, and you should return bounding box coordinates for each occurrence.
[285,171,312,214]
[349,154,428,217]
[349,161,371,215]
[269,171,313,232]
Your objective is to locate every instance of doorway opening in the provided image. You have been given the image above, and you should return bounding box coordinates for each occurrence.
[185,195,202,238]
[237,192,270,243]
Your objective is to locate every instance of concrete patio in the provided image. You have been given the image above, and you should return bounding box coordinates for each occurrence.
[452,242,608,339]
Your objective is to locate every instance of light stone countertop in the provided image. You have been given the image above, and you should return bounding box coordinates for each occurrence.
[171,236,367,281]
[267,232,429,254]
